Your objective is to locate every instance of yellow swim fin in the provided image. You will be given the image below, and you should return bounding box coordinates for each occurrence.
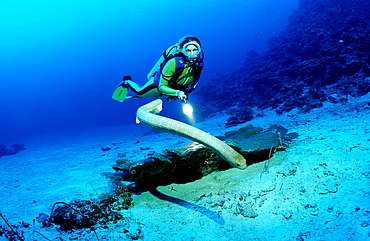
[112,83,128,102]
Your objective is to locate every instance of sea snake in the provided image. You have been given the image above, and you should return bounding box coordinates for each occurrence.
[136,99,247,169]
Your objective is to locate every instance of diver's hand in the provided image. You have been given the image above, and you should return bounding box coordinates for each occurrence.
[176,91,187,102]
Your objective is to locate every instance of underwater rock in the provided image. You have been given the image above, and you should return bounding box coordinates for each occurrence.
[0,144,26,158]
[103,125,298,191]
[235,203,258,218]
[221,124,298,161]
[48,187,132,231]
[225,106,254,128]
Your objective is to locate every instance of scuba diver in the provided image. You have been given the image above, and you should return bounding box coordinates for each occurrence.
[112,35,204,103]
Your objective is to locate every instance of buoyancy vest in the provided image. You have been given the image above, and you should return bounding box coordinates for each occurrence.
[154,56,203,94]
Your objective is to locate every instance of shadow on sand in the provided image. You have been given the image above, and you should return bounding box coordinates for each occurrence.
[149,189,225,225]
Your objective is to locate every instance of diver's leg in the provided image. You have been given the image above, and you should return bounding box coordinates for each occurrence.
[125,78,161,98]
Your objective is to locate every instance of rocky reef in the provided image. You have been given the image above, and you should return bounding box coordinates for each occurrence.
[196,0,370,127]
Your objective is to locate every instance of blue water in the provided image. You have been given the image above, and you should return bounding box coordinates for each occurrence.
[0,0,298,145]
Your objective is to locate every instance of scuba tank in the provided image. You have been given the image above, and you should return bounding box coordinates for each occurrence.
[147,45,179,80]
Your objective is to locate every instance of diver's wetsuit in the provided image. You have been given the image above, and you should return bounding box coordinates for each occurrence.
[125,56,202,99]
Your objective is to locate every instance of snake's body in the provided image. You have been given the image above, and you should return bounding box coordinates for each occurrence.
[136,99,247,169]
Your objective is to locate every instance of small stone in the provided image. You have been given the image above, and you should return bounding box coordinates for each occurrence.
[361,221,369,227]
[280,210,293,219]
[235,203,258,218]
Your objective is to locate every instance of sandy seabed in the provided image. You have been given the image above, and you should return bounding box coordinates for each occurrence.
[1,94,370,241]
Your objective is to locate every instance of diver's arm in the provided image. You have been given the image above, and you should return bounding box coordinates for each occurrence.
[158,59,179,96]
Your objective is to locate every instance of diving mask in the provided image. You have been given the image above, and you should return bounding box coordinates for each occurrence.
[181,42,201,58]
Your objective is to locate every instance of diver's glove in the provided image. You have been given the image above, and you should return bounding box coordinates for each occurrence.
[176,91,188,102]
